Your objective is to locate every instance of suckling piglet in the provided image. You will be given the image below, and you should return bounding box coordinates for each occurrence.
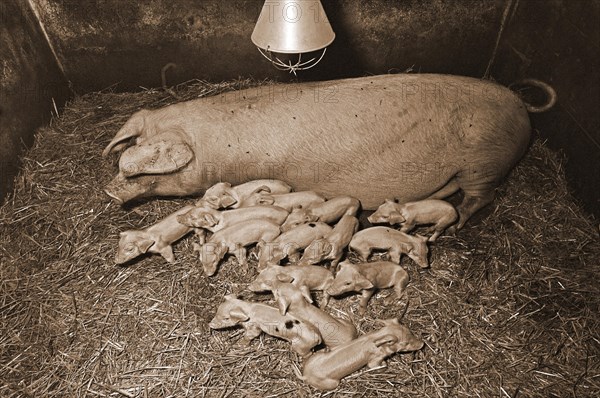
[300,215,359,268]
[349,227,430,268]
[115,205,198,264]
[239,190,326,212]
[271,281,357,348]
[177,205,288,232]
[281,196,361,231]
[299,318,423,391]
[257,222,332,269]
[247,264,334,308]
[327,261,410,315]
[368,199,458,241]
[200,179,292,209]
[195,219,280,276]
[209,294,321,357]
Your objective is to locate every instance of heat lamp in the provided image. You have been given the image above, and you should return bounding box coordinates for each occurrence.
[251,0,335,74]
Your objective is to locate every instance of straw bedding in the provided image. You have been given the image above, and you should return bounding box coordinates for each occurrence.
[1,79,599,397]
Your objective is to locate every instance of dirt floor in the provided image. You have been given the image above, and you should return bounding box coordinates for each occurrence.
[1,80,599,397]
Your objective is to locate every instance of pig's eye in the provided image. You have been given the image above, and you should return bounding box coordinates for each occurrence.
[125,243,135,253]
[345,281,352,286]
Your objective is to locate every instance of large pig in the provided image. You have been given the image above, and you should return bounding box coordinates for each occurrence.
[103,74,555,230]
[299,318,424,391]
[209,294,321,357]
[368,198,458,241]
[349,227,430,268]
[281,196,361,232]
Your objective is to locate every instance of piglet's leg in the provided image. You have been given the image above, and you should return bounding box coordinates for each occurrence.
[358,289,375,315]
[234,245,248,268]
[158,245,175,263]
[240,324,262,345]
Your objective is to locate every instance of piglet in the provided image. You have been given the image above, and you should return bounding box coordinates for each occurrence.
[281,195,361,231]
[349,227,430,268]
[247,264,334,308]
[299,318,424,391]
[271,281,357,348]
[368,199,457,242]
[327,261,410,315]
[195,219,280,276]
[257,222,332,269]
[115,205,198,264]
[200,179,292,209]
[209,294,321,357]
[177,205,289,232]
[239,191,326,212]
[300,215,359,268]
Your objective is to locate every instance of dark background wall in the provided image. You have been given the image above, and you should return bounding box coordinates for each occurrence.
[492,0,599,219]
[0,0,70,201]
[1,0,598,217]
[30,0,508,92]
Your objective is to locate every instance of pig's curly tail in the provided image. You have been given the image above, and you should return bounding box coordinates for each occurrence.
[510,78,557,113]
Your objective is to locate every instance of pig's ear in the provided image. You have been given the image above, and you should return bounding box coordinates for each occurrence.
[220,194,237,209]
[258,195,275,206]
[384,198,395,204]
[321,241,333,255]
[391,211,406,223]
[276,274,294,283]
[137,237,155,254]
[119,139,193,177]
[274,290,291,315]
[353,275,374,290]
[252,185,272,194]
[373,334,398,347]
[230,308,249,322]
[204,213,218,226]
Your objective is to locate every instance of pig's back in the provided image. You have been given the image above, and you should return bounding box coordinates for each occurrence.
[165,74,531,208]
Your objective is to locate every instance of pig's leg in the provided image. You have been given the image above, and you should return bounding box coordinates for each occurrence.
[291,341,312,358]
[351,244,371,262]
[358,289,376,315]
[385,273,410,305]
[367,357,387,369]
[452,189,495,232]
[320,291,331,309]
[388,249,402,264]
[288,250,301,263]
[194,229,207,245]
[399,221,416,233]
[240,324,262,345]
[156,244,175,263]
[233,244,248,267]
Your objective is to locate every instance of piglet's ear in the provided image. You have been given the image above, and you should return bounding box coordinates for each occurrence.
[252,185,271,194]
[276,274,294,283]
[138,238,155,254]
[230,309,249,322]
[384,198,394,204]
[373,334,398,347]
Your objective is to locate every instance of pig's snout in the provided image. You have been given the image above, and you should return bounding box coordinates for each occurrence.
[105,175,153,204]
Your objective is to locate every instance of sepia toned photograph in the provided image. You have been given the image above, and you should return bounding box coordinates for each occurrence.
[1,1,598,397]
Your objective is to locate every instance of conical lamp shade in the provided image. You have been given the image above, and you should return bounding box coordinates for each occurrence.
[251,0,335,54]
